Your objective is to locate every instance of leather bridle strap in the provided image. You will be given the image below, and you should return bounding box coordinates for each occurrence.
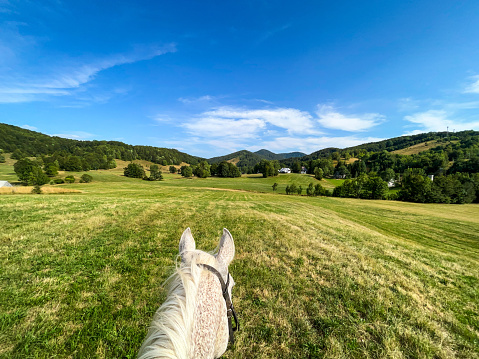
[198,264,239,344]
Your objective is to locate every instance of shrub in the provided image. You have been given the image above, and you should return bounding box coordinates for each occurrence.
[64,175,75,183]
[80,174,93,183]
[53,178,65,184]
[31,185,42,194]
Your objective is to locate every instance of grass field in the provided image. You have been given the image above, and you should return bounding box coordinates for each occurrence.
[1,161,478,358]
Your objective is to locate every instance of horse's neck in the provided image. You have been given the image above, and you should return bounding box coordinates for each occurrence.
[191,271,228,358]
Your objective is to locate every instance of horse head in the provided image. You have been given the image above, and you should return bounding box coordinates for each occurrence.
[138,228,238,359]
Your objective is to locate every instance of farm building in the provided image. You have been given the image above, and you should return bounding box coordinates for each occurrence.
[300,166,307,174]
[0,181,13,188]
[279,168,291,174]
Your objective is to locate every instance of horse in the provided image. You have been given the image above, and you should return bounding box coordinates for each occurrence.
[137,228,239,359]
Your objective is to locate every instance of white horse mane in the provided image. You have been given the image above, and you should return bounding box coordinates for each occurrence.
[137,250,219,359]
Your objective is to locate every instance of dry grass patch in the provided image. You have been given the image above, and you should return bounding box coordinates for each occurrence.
[0,186,82,194]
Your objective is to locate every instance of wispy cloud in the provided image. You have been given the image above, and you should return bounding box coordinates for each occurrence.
[464,75,479,94]
[256,24,291,45]
[178,95,214,104]
[51,131,96,140]
[21,124,37,131]
[316,104,385,132]
[0,43,176,104]
[404,109,479,133]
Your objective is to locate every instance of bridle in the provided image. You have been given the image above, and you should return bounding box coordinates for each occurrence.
[198,264,239,344]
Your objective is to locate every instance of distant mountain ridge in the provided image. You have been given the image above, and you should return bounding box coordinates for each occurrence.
[254,149,306,160]
[207,149,306,170]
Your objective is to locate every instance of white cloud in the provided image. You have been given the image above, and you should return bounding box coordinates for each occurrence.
[404,109,479,133]
[198,106,320,135]
[464,75,479,94]
[316,104,385,132]
[51,131,96,140]
[21,124,37,130]
[184,116,266,139]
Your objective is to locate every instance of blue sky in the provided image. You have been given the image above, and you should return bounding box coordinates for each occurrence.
[1,1,479,158]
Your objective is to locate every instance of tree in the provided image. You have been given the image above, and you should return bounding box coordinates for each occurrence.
[0,152,5,163]
[314,167,323,180]
[306,182,314,196]
[398,169,432,203]
[297,185,303,195]
[193,160,211,178]
[124,163,145,178]
[272,183,278,192]
[64,156,83,171]
[291,161,302,173]
[180,165,193,177]
[380,168,395,183]
[314,183,325,196]
[44,163,59,177]
[289,183,297,195]
[11,149,25,160]
[169,166,177,174]
[14,158,49,185]
[146,164,163,181]
[366,176,389,199]
[216,161,241,178]
[254,159,279,178]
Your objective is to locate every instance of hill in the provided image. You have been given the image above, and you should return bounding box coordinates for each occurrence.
[0,123,203,166]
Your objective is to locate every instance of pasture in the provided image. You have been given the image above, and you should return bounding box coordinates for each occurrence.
[0,165,478,358]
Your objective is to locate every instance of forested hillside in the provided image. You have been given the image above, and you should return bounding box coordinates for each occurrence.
[279,130,479,204]
[0,123,202,167]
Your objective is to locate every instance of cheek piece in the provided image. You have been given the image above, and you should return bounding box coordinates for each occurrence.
[198,264,239,344]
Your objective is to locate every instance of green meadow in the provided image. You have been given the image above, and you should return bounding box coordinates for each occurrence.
[1,163,478,358]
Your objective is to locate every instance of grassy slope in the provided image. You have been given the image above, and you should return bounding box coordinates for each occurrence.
[391,141,441,156]
[0,162,478,358]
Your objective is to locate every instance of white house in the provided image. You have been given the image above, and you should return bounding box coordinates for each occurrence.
[279,168,291,174]
[0,181,13,188]
[300,166,307,174]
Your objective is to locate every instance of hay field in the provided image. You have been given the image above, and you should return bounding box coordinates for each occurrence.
[0,167,478,358]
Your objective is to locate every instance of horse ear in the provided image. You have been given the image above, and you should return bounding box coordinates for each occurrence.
[216,228,235,267]
[179,228,195,259]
